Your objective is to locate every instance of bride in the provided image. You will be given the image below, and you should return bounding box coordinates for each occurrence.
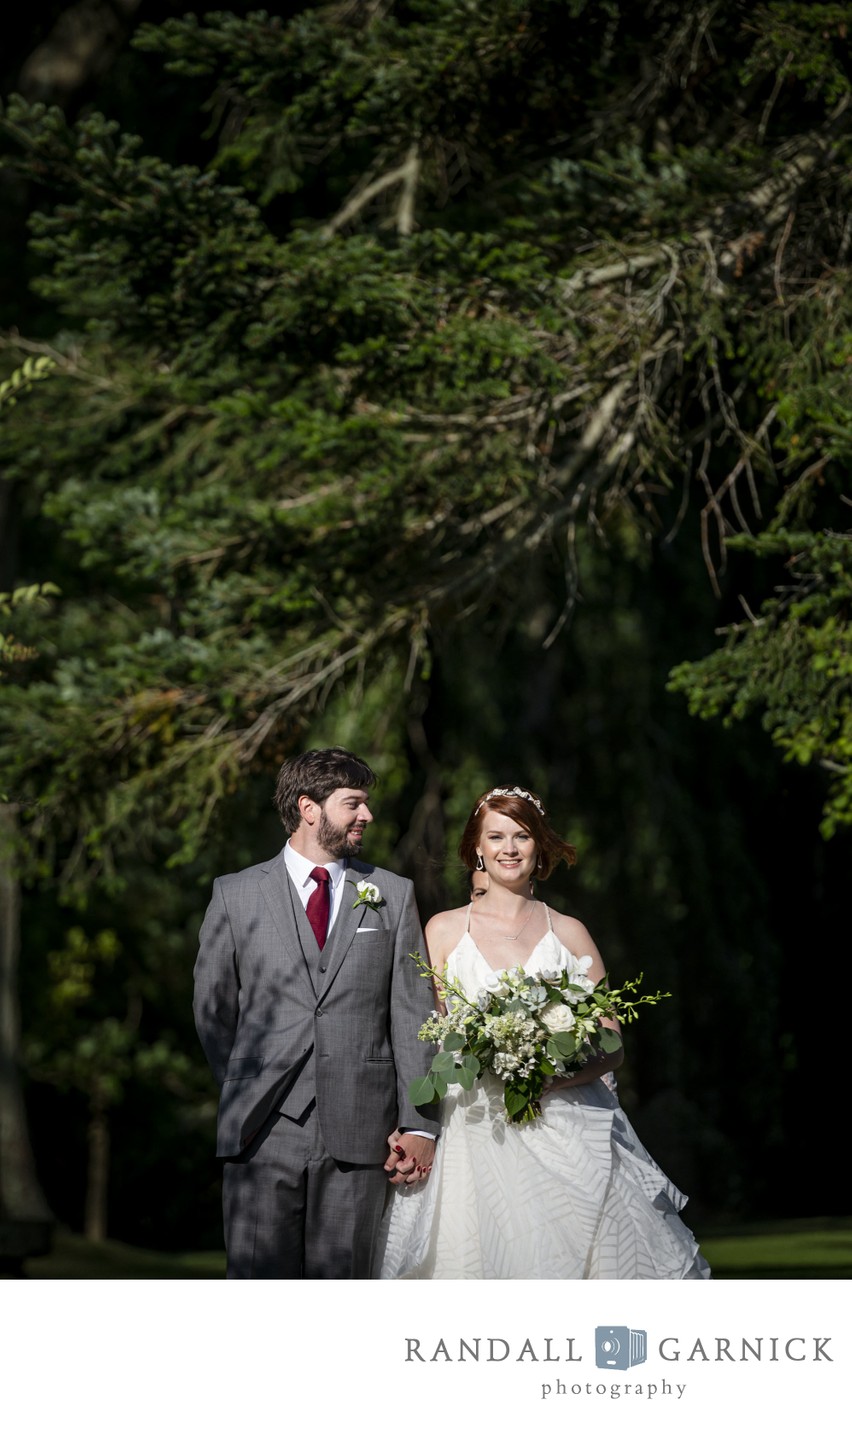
[376,785,710,1280]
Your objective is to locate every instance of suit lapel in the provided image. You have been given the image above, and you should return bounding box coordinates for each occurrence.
[316,865,375,999]
[258,851,319,995]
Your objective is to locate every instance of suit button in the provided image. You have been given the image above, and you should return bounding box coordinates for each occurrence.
[316,1007,324,1016]
[319,965,327,973]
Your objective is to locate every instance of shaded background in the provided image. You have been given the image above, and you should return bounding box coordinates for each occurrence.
[1,0,850,1267]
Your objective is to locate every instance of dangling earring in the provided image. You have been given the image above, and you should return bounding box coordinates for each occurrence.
[536,855,543,870]
[475,854,485,871]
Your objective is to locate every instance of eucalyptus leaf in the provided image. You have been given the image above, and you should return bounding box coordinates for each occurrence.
[409,1076,437,1106]
[431,1049,459,1074]
[505,1087,530,1116]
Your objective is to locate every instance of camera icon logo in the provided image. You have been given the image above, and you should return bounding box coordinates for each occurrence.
[595,1326,647,1370]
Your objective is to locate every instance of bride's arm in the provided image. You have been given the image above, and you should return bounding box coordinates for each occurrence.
[422,909,464,1016]
[547,914,624,1090]
[423,915,448,1015]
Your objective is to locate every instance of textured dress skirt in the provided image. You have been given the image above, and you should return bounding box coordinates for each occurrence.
[376,923,711,1280]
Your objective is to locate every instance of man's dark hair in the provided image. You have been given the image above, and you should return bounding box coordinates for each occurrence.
[273,748,377,833]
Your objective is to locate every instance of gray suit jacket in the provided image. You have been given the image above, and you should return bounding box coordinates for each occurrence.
[193,849,440,1161]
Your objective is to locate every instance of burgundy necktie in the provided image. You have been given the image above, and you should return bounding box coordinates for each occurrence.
[306,866,331,950]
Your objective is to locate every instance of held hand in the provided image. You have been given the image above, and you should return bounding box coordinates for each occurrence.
[384,1129,435,1186]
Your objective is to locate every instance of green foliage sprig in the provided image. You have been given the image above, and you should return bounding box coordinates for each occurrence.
[0,354,55,407]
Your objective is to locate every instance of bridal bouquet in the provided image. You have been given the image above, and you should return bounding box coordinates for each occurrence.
[408,950,669,1124]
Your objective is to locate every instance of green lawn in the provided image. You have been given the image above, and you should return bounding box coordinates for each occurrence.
[697,1216,852,1280]
[8,1229,226,1279]
[6,1217,852,1279]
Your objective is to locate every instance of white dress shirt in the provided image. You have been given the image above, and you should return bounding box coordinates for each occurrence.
[284,840,347,932]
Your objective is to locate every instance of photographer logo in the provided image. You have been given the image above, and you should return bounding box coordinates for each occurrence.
[595,1327,647,1370]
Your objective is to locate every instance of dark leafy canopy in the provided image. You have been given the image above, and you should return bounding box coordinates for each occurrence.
[0,0,850,889]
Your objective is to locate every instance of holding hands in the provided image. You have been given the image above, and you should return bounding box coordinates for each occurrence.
[385,1130,434,1186]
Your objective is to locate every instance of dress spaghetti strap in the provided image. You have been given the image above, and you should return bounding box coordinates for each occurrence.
[543,903,553,932]
[464,902,473,933]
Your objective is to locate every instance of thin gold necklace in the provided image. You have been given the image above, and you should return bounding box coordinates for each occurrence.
[483,899,538,942]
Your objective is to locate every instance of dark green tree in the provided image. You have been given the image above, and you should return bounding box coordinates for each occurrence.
[1,0,850,1238]
[1,2,849,880]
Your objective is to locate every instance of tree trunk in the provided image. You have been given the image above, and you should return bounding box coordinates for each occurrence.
[0,804,53,1270]
[84,1095,109,1244]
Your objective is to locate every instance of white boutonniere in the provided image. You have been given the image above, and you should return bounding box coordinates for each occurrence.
[351,880,383,912]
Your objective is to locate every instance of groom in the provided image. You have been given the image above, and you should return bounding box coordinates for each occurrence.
[193,747,440,1279]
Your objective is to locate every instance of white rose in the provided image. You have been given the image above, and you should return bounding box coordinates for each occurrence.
[540,1002,576,1034]
[357,882,381,903]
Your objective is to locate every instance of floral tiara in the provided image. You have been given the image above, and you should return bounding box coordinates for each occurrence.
[475,787,545,816]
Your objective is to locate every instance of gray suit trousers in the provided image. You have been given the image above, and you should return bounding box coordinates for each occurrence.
[222,1107,389,1279]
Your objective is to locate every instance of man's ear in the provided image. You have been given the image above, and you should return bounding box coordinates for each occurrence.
[297,793,318,826]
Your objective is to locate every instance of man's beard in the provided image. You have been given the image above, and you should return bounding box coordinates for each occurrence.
[318,810,365,859]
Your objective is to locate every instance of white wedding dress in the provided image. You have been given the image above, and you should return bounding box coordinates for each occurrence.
[377,907,710,1280]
